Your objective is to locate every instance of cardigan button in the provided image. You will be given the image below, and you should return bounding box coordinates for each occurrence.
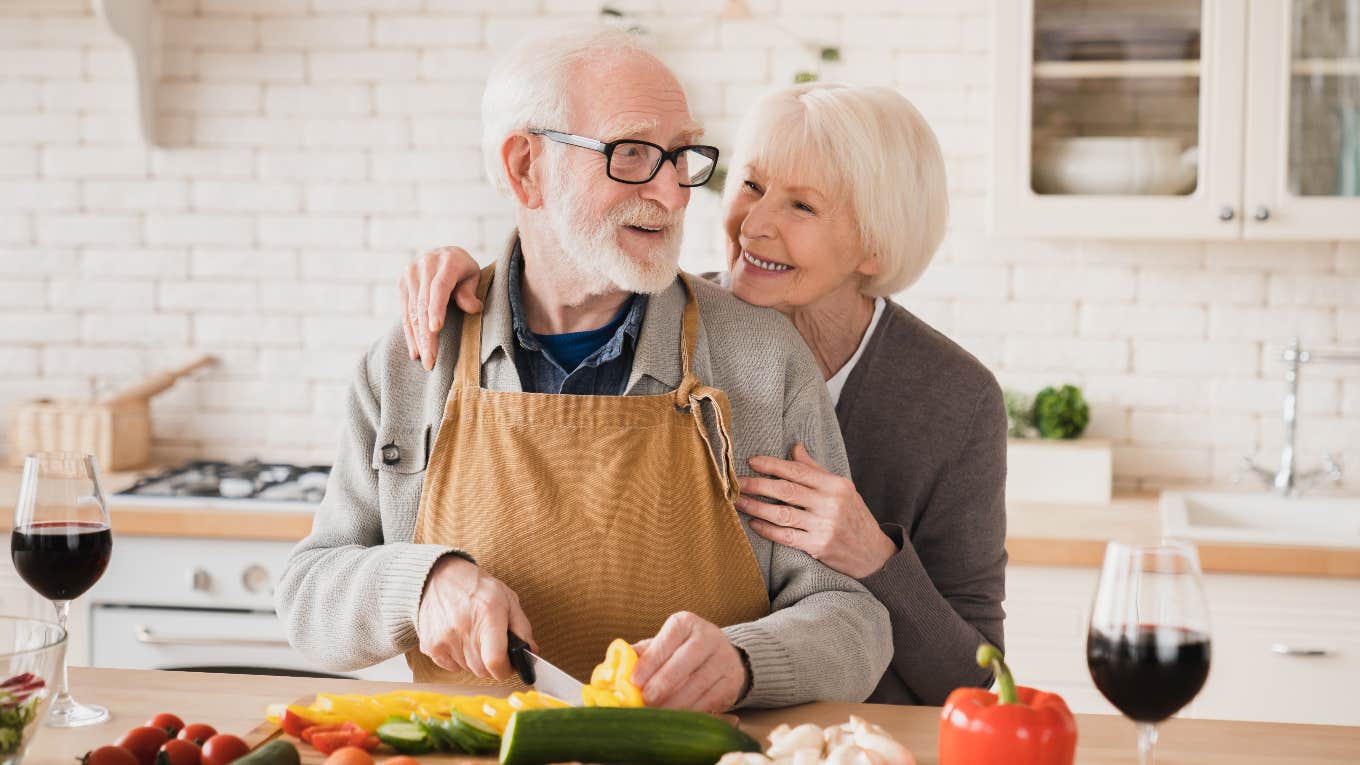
[380,443,401,466]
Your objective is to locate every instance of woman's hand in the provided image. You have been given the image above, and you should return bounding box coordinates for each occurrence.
[398,246,485,370]
[736,443,898,580]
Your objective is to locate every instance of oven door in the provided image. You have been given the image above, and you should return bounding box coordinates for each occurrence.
[92,606,411,680]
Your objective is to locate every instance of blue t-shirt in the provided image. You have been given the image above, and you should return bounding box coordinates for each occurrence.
[533,303,631,372]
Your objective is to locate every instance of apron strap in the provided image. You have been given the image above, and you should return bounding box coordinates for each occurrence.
[685,384,741,500]
[673,273,703,409]
[453,264,498,390]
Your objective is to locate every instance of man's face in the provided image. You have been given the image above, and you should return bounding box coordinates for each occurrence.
[542,54,699,295]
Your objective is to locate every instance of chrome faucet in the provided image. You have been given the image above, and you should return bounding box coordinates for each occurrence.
[1242,337,1356,497]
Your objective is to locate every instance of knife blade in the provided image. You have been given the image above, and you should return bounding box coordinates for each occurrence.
[507,631,585,706]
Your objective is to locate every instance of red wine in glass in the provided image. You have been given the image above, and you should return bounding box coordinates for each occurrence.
[1087,541,1211,765]
[13,452,112,728]
[10,521,112,602]
[1087,625,1211,723]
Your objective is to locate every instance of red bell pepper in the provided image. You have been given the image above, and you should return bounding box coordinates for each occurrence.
[305,722,378,755]
[939,644,1077,765]
[280,709,316,739]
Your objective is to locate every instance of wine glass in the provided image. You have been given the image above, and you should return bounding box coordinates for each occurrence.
[1086,541,1211,765]
[11,453,112,727]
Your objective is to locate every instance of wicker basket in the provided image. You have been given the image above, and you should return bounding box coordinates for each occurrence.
[6,356,214,471]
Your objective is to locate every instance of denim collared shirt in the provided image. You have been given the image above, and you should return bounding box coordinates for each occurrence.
[506,246,648,395]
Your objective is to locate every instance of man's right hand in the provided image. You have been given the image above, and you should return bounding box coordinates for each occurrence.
[417,554,535,680]
[399,246,485,371]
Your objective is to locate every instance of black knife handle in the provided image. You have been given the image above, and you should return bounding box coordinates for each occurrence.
[507,630,535,686]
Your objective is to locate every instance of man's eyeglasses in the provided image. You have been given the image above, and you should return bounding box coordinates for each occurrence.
[529,129,720,188]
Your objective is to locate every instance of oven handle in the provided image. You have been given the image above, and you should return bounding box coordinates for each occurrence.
[135,625,292,648]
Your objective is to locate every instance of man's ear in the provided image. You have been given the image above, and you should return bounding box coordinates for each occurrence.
[503,133,546,209]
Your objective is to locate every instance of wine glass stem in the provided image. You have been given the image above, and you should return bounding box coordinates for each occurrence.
[1138,722,1159,765]
[50,600,72,709]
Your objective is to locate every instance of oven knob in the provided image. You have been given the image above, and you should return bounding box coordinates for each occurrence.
[242,564,271,595]
[189,568,212,592]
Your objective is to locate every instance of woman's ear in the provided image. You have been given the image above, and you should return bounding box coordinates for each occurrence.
[855,251,883,278]
[503,133,546,209]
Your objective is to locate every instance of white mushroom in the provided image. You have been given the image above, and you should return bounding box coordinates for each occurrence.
[717,753,773,765]
[767,722,827,758]
[822,743,884,765]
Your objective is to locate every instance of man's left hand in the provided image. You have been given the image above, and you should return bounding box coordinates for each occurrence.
[630,612,747,713]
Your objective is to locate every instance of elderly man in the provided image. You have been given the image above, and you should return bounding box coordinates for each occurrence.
[276,25,890,712]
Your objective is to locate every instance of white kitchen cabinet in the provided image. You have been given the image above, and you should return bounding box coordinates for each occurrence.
[1005,564,1360,726]
[992,0,1360,240]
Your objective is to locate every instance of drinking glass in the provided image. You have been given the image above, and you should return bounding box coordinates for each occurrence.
[11,453,112,727]
[1086,541,1211,765]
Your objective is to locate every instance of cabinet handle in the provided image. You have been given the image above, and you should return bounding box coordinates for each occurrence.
[135,625,290,648]
[1270,643,1332,657]
[1253,206,1271,222]
[1218,206,1235,222]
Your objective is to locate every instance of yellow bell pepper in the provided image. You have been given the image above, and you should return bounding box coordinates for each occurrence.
[582,638,645,707]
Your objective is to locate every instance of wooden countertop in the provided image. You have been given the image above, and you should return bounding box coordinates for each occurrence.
[24,667,1360,765]
[2,467,1357,577]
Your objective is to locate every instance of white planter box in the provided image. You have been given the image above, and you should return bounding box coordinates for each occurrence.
[1006,437,1112,505]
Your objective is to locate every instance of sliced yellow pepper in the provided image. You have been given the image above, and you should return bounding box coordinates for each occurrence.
[582,638,645,707]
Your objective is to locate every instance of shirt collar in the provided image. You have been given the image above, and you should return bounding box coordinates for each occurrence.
[483,237,656,371]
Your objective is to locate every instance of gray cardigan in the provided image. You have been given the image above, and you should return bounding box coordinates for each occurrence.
[275,253,893,709]
[840,299,1009,705]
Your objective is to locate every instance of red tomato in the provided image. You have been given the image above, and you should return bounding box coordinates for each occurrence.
[176,724,218,747]
[146,713,185,737]
[199,734,249,765]
[280,709,315,739]
[321,747,374,765]
[81,746,139,765]
[383,758,421,765]
[117,726,170,765]
[155,739,201,765]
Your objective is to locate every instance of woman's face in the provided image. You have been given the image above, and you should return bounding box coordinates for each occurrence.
[723,165,878,312]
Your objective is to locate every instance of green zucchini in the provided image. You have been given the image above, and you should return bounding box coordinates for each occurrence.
[376,717,435,755]
[232,740,301,765]
[498,707,761,765]
[448,710,501,754]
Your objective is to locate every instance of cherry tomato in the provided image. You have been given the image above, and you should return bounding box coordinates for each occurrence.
[176,724,218,747]
[321,747,374,765]
[384,757,421,765]
[199,734,249,765]
[81,746,139,765]
[146,713,185,737]
[154,739,201,765]
[117,726,171,765]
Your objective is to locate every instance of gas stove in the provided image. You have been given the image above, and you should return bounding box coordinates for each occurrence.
[108,460,331,511]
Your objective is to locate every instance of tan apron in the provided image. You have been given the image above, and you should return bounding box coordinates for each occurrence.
[407,264,771,685]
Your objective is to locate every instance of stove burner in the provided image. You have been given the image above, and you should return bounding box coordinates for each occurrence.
[117,460,332,504]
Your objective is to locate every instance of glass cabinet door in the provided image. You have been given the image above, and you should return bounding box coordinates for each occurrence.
[1244,0,1360,238]
[992,0,1247,239]
[1031,0,1203,198]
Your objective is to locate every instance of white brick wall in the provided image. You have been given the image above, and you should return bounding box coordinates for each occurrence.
[0,0,1356,488]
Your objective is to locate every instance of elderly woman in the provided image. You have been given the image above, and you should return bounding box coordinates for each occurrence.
[397,82,1007,706]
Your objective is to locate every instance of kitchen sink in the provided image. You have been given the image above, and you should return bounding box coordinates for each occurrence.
[1160,491,1360,549]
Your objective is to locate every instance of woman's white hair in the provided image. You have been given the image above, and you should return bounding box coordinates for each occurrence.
[722,82,949,297]
[481,24,653,196]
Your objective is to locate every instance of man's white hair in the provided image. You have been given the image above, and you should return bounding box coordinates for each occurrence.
[481,24,653,195]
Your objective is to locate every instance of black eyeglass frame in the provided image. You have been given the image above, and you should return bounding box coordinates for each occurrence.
[529,128,720,187]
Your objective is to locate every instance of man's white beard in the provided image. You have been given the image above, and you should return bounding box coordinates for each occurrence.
[545,166,684,296]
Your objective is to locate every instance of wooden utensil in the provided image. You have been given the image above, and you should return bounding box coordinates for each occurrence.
[7,355,216,471]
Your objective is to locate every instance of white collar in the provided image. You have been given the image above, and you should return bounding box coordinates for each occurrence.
[826,297,885,406]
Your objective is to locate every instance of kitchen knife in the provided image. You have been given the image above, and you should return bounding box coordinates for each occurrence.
[507,631,585,706]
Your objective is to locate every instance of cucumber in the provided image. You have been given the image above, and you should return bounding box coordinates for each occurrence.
[376,717,435,755]
[414,714,467,753]
[232,740,301,765]
[498,707,761,765]
[447,710,501,754]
